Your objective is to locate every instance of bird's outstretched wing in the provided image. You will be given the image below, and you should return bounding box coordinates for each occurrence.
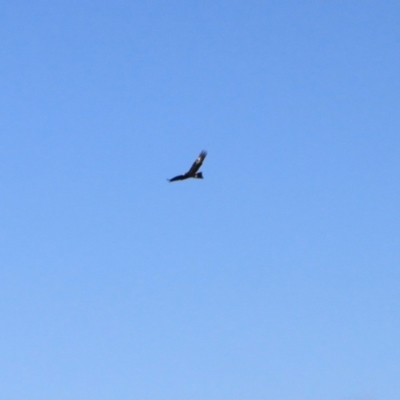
[187,150,207,175]
[168,174,186,182]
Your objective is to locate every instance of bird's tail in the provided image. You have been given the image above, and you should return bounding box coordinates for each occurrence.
[195,172,203,179]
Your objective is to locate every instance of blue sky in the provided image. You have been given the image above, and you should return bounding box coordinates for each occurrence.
[1,1,399,399]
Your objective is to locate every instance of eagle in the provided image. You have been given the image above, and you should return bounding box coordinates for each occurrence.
[168,150,207,182]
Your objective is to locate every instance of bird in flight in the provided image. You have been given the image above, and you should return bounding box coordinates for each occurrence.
[168,150,207,182]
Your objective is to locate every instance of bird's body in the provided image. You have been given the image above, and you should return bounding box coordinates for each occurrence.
[168,150,207,182]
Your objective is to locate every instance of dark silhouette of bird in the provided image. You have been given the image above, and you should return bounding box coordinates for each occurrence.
[168,150,207,182]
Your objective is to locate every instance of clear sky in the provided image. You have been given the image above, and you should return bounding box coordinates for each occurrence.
[1,1,399,399]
